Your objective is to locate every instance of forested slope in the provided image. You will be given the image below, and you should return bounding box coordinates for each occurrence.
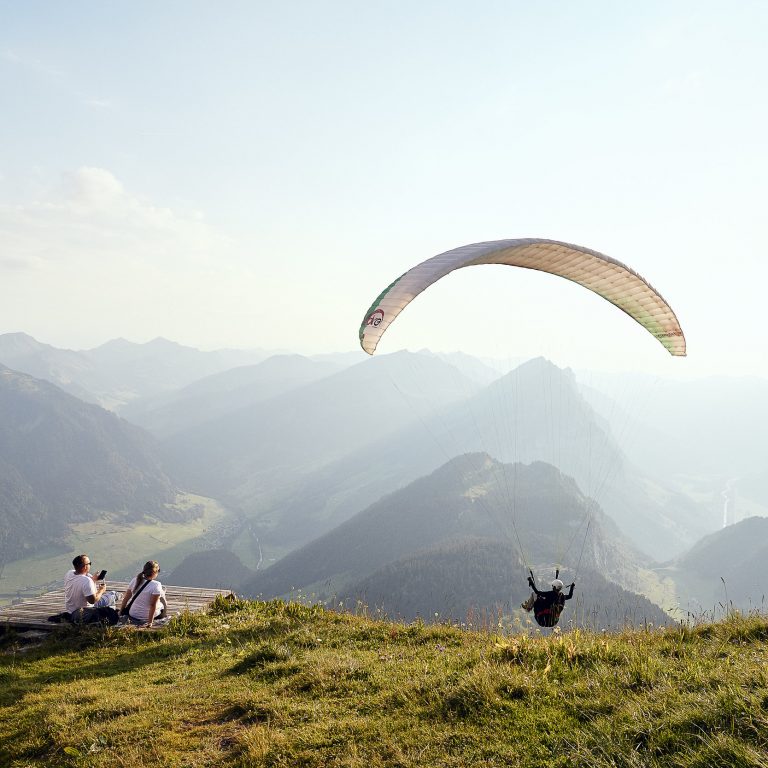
[0,366,176,561]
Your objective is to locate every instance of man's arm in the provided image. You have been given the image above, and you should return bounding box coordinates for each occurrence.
[565,583,575,600]
[527,576,544,596]
[85,581,106,605]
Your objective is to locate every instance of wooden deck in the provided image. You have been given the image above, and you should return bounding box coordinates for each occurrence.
[0,582,234,632]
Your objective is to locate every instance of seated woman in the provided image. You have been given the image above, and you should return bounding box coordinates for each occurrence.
[119,560,168,628]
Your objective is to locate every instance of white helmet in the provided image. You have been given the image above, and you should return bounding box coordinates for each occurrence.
[551,579,564,590]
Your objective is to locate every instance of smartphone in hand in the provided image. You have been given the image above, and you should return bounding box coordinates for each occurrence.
[95,569,107,581]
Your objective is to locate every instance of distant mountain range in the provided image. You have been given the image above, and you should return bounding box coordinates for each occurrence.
[240,452,652,598]
[0,365,176,563]
[3,330,768,621]
[0,332,278,409]
[239,453,668,629]
[159,350,475,500]
[119,353,346,439]
[581,371,768,527]
[197,354,706,560]
[5,333,766,557]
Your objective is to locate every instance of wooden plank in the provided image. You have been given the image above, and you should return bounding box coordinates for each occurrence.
[0,582,234,632]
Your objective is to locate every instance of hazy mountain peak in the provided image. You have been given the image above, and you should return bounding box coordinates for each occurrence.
[0,364,48,395]
[0,332,56,354]
[377,348,474,373]
[92,336,131,349]
[337,348,472,385]
[517,355,571,377]
[413,349,503,386]
[483,356,578,398]
[146,336,191,350]
[90,336,195,355]
[432,451,497,477]
[481,355,576,397]
[374,349,428,363]
[257,353,314,369]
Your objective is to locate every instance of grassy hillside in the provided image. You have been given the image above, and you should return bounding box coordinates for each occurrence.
[2,599,768,767]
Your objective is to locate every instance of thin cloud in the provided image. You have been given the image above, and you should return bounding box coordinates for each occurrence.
[0,254,38,271]
[5,49,109,113]
[1,48,64,79]
[83,98,113,109]
[0,167,231,272]
[0,167,263,349]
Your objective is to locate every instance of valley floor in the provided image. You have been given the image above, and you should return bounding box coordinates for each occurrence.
[0,494,233,607]
[1,599,768,767]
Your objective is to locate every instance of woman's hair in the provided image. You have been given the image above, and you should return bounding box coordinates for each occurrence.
[135,560,160,586]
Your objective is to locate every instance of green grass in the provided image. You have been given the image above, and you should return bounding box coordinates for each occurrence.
[0,494,233,604]
[2,599,768,767]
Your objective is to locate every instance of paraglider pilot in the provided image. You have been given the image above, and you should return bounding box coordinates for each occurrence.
[521,571,575,627]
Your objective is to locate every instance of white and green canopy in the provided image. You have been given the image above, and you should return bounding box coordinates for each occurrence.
[359,238,686,356]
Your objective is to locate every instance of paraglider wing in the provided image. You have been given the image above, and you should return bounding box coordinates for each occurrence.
[359,238,686,356]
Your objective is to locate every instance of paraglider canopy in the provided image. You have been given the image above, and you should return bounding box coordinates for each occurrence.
[359,238,686,357]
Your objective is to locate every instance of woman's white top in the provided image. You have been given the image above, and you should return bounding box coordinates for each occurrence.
[127,576,165,622]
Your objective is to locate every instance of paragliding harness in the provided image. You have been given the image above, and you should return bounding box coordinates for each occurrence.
[528,569,569,628]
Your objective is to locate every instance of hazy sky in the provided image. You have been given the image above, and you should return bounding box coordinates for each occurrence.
[1,2,766,378]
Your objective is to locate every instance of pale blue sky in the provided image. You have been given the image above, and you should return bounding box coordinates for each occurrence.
[1,2,766,377]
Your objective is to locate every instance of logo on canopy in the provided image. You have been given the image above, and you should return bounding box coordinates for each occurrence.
[366,308,384,327]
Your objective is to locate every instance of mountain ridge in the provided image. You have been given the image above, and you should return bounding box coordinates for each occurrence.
[232,355,706,561]
[119,353,344,438]
[0,364,177,563]
[240,452,662,625]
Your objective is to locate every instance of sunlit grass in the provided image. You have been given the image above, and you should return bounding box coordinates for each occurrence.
[2,598,768,766]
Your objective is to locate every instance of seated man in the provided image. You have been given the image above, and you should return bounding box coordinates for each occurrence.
[64,554,118,622]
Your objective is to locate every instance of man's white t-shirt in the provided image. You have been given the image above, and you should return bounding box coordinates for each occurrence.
[64,570,96,613]
[126,577,165,622]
